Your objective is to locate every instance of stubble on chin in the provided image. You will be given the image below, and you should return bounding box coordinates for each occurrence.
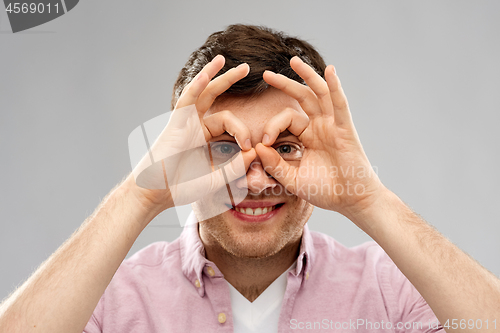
[195,197,314,259]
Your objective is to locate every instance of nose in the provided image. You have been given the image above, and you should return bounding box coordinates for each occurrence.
[235,157,279,194]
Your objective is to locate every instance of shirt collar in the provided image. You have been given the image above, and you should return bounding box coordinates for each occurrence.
[179,211,316,296]
[293,219,315,278]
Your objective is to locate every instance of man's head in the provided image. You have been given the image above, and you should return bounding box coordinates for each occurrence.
[173,24,326,259]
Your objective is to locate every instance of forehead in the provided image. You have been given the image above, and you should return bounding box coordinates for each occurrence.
[205,88,305,130]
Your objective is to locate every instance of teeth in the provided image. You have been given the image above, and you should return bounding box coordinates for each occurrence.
[235,206,275,215]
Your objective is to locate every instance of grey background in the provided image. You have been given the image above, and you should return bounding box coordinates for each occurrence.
[1,0,499,301]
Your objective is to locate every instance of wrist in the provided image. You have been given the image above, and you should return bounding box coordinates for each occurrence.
[119,174,173,227]
[342,186,402,239]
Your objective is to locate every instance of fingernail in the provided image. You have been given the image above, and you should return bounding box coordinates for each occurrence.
[332,66,337,75]
[262,134,270,146]
[212,54,223,62]
[264,70,276,76]
[244,139,251,150]
[236,63,247,69]
[196,73,202,81]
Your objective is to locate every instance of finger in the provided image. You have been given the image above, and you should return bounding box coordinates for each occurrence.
[203,110,252,150]
[202,54,226,80]
[290,56,334,117]
[261,108,309,146]
[196,63,250,115]
[255,143,297,193]
[175,73,210,110]
[325,65,352,126]
[220,149,257,183]
[175,55,226,110]
[163,147,256,202]
[263,70,322,118]
[179,54,225,99]
[194,149,256,195]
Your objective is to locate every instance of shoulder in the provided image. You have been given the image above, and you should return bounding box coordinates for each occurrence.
[110,239,182,286]
[301,231,440,326]
[310,230,391,266]
[125,240,179,267]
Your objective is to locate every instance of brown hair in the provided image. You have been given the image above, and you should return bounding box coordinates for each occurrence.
[171,24,327,110]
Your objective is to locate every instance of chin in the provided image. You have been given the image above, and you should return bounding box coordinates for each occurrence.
[223,229,289,259]
[194,195,314,259]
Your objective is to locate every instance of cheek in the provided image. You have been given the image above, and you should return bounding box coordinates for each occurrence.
[289,199,314,222]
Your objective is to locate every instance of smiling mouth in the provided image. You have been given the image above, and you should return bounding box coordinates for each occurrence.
[226,203,285,216]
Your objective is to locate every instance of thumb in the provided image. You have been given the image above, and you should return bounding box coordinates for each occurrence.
[256,143,297,193]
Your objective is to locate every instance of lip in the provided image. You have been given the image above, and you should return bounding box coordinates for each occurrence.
[233,201,284,208]
[227,202,284,223]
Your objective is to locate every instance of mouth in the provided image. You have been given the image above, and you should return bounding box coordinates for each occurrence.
[225,202,285,222]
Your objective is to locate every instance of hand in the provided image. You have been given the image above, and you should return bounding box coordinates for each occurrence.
[257,56,384,217]
[128,55,257,212]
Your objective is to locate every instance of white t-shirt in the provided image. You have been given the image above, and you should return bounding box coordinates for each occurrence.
[228,262,296,333]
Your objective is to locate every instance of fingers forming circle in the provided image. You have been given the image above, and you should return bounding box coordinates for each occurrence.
[203,110,252,150]
[261,108,309,146]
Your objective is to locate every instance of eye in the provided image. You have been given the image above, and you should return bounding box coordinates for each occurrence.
[209,141,241,164]
[276,144,295,155]
[216,143,237,155]
[274,142,303,161]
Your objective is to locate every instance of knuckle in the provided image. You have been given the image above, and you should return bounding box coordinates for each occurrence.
[315,86,330,99]
[220,110,232,119]
[263,122,278,136]
[296,88,316,103]
[328,80,340,93]
[284,108,296,117]
[298,114,310,126]
[204,88,218,102]
[295,93,308,104]
[180,83,193,98]
[274,77,288,90]
[224,74,238,86]
[336,100,349,110]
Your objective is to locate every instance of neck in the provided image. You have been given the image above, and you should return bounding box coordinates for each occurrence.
[201,232,301,302]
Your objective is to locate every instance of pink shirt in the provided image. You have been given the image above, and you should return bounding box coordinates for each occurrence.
[84,215,443,333]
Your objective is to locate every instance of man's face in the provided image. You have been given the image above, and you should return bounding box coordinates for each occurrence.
[193,88,314,259]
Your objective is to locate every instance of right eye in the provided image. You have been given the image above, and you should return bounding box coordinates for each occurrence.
[209,141,241,164]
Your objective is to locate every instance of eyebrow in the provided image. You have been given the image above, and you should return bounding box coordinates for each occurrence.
[213,132,236,141]
[213,129,297,141]
[276,129,296,140]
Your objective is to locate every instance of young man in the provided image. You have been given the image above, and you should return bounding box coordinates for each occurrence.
[1,24,499,333]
